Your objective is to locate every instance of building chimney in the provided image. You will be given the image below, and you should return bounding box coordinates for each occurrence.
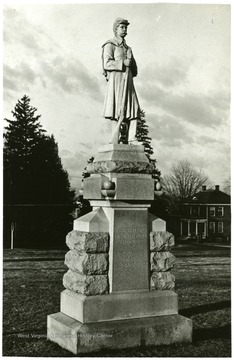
[215,185,220,191]
[202,185,206,191]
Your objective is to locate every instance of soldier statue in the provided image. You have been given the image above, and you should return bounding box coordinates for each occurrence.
[102,18,141,144]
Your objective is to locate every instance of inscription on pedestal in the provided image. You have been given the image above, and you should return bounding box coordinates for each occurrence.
[112,209,149,292]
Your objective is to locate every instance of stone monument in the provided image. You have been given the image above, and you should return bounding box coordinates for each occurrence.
[47,18,192,354]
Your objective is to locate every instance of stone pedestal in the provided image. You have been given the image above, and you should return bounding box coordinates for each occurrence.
[47,144,192,354]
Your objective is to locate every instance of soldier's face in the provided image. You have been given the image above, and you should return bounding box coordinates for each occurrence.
[116,24,128,38]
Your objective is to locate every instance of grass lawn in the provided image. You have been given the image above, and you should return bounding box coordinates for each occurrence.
[3,244,231,357]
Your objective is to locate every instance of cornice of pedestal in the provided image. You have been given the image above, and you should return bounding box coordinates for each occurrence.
[90,200,152,208]
[87,142,154,174]
[87,160,154,174]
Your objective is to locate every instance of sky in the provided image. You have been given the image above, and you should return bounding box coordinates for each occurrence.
[3,2,231,194]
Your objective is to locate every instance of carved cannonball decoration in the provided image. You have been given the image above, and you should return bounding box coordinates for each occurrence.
[102,180,115,190]
[155,180,162,191]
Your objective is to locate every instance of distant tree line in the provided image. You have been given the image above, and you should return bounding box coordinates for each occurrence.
[3,95,75,249]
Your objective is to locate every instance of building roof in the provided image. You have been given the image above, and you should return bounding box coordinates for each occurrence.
[181,188,231,205]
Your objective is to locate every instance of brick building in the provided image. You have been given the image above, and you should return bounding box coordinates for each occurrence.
[179,185,231,242]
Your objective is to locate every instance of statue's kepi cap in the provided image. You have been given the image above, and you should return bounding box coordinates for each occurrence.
[113,17,130,32]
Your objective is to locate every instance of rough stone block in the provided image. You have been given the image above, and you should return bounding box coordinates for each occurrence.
[151,251,176,272]
[151,271,175,290]
[65,250,108,275]
[66,231,109,253]
[63,270,108,295]
[150,231,175,251]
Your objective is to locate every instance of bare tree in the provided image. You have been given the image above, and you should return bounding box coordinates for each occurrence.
[161,160,212,212]
[223,176,231,195]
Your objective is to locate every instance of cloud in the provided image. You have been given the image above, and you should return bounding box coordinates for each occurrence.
[39,57,102,101]
[80,142,93,150]
[139,83,228,130]
[138,83,166,104]
[60,149,72,157]
[3,6,54,55]
[4,6,103,104]
[155,139,226,183]
[154,127,230,185]
[3,77,16,91]
[162,93,222,128]
[136,57,190,106]
[4,6,103,101]
[61,150,90,173]
[21,32,42,51]
[60,150,90,191]
[207,92,230,111]
[197,135,225,145]
[147,113,193,147]
[137,56,230,131]
[4,63,38,92]
[140,57,190,89]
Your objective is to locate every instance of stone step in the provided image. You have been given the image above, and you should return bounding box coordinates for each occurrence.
[60,289,178,323]
[47,312,192,354]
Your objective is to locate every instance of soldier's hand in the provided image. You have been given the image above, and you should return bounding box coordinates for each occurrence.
[124,59,132,67]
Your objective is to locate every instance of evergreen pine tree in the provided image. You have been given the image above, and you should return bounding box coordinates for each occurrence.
[136,109,161,180]
[3,95,75,248]
[31,134,75,204]
[4,95,46,204]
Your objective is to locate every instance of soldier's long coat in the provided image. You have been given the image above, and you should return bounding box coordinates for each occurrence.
[102,37,140,121]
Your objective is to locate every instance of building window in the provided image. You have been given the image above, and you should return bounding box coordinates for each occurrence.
[218,222,223,233]
[210,207,215,216]
[217,207,224,217]
[190,206,199,216]
[209,222,215,233]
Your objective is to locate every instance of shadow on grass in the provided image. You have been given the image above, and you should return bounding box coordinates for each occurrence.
[193,324,231,341]
[179,300,231,317]
[179,300,231,342]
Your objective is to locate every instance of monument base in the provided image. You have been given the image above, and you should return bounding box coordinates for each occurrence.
[60,289,178,323]
[47,312,192,354]
[47,143,193,354]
